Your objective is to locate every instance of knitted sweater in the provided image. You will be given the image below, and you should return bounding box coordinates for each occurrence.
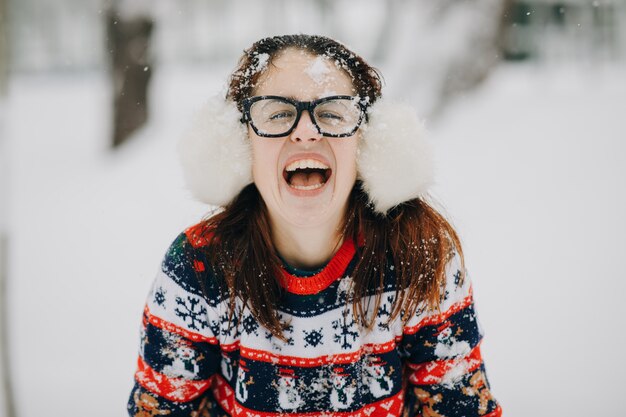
[128,223,502,417]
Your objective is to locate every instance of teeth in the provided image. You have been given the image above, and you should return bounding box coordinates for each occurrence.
[285,159,329,172]
[291,183,325,191]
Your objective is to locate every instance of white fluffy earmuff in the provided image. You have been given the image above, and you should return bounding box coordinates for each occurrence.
[178,96,252,207]
[178,96,434,213]
[357,99,434,214]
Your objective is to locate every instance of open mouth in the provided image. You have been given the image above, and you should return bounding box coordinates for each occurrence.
[283,159,332,191]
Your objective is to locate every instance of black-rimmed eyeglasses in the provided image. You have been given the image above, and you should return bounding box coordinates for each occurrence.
[241,95,367,138]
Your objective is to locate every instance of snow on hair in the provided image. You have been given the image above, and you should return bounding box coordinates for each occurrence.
[178,96,252,207]
[357,99,434,214]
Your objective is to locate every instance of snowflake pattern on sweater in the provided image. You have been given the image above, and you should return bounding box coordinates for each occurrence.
[128,223,502,417]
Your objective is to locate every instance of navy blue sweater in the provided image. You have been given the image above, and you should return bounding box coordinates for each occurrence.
[128,223,501,417]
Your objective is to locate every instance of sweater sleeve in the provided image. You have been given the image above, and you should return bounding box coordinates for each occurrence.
[127,232,224,417]
[400,251,501,417]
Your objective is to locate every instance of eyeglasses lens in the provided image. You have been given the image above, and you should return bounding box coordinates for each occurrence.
[249,98,361,136]
[249,99,297,136]
[313,100,361,135]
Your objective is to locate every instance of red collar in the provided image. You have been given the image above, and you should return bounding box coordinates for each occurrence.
[279,238,356,295]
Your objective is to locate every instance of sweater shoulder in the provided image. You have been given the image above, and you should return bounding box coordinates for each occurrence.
[183,220,216,249]
[160,222,224,304]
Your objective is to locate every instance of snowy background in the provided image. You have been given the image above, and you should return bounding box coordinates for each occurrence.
[1,1,626,416]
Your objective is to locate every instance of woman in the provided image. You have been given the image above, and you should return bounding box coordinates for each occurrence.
[128,34,501,417]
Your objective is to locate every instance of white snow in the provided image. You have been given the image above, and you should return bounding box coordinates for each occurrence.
[3,61,626,417]
[434,339,471,359]
[304,56,332,85]
[439,359,471,388]
[429,63,626,417]
[246,52,270,77]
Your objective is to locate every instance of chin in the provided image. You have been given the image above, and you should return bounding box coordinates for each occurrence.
[278,193,335,229]
[282,203,336,228]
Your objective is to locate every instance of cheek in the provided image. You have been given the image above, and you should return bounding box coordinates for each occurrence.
[251,137,280,185]
[334,140,359,183]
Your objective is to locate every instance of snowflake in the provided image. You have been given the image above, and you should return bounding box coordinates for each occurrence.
[332,309,359,350]
[377,304,390,320]
[215,312,239,339]
[303,328,324,348]
[242,313,259,336]
[153,286,166,306]
[280,318,295,347]
[271,333,295,349]
[209,318,220,337]
[454,269,462,286]
[174,296,209,331]
[336,277,354,303]
[376,295,394,331]
[264,314,294,350]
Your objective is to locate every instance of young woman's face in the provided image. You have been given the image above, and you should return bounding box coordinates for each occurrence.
[249,49,359,229]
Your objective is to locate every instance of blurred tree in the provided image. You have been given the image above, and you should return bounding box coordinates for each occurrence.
[0,0,7,95]
[0,0,16,413]
[371,0,401,63]
[432,0,515,116]
[377,0,515,119]
[106,0,154,148]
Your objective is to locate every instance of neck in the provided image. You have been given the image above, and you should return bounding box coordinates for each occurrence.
[270,214,346,270]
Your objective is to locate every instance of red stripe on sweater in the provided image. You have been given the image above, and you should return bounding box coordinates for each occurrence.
[212,373,405,417]
[403,289,474,336]
[135,356,212,402]
[144,305,219,345]
[279,238,356,295]
[240,339,397,367]
[407,344,483,385]
[484,406,503,417]
[220,340,240,352]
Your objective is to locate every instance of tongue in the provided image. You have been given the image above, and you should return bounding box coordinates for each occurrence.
[290,171,325,187]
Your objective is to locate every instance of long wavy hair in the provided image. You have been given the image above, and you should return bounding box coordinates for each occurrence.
[196,35,464,340]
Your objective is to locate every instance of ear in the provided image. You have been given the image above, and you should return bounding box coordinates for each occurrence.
[357,99,434,214]
[178,96,253,207]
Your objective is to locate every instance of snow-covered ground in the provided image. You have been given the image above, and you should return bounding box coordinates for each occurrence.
[4,62,626,417]
[429,63,626,416]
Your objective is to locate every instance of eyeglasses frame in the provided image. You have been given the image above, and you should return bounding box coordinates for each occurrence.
[241,95,367,138]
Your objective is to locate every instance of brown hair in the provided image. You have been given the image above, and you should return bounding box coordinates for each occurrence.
[226,34,383,108]
[198,35,463,340]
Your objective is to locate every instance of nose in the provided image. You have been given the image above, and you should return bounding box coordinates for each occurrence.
[290,110,322,143]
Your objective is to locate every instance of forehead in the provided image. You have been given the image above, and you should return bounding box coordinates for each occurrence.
[253,49,355,99]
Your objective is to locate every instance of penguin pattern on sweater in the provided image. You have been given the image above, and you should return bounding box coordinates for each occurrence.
[127,223,502,417]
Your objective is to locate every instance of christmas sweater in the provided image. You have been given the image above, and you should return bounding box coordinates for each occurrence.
[128,223,502,417]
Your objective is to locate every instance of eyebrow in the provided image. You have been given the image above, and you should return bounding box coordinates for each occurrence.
[276,94,343,102]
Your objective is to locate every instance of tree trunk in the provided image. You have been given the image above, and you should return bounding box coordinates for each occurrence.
[371,0,401,63]
[106,7,154,148]
[431,0,516,118]
[0,0,16,414]
[0,235,15,417]
[0,0,8,96]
